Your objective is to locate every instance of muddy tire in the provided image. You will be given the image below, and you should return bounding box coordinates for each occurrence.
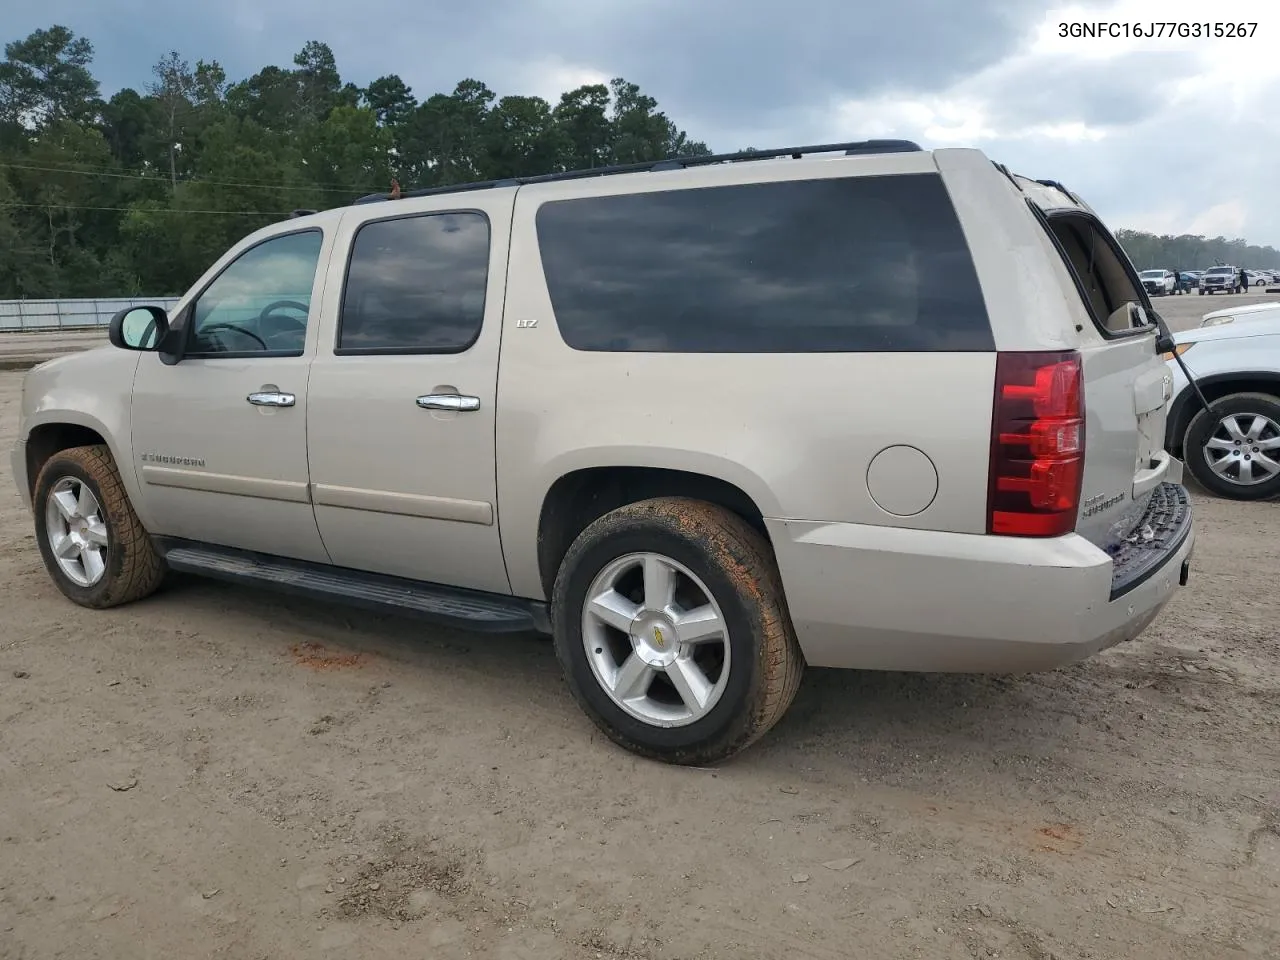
[33,444,166,608]
[551,497,804,765]
[1184,393,1280,501]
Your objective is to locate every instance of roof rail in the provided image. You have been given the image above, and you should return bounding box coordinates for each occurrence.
[352,139,923,205]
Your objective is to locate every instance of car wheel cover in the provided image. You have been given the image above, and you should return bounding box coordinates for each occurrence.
[1202,412,1280,486]
[581,551,732,728]
[44,476,110,586]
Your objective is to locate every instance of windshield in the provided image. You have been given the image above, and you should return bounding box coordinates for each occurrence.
[1139,270,1163,278]
[1207,267,1232,275]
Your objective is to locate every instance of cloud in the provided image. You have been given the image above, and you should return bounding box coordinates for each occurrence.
[811,1,1280,244]
[5,0,1279,242]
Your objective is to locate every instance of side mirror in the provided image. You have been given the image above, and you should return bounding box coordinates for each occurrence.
[108,306,169,351]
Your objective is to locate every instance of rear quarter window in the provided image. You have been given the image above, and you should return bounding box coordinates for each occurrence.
[534,173,993,352]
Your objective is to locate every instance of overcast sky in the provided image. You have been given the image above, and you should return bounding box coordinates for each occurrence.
[5,0,1278,245]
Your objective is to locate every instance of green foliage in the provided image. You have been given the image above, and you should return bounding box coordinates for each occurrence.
[1116,229,1280,271]
[0,24,717,298]
[6,22,1267,302]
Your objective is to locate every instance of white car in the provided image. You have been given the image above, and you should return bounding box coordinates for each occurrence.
[1165,302,1280,500]
[1139,269,1176,296]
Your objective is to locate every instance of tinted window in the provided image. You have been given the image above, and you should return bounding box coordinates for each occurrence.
[190,230,322,355]
[338,212,490,353]
[534,174,992,353]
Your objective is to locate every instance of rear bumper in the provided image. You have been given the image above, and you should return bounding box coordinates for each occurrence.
[11,440,31,512]
[768,483,1194,672]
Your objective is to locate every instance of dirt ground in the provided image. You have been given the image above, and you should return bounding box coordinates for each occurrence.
[1,337,1278,959]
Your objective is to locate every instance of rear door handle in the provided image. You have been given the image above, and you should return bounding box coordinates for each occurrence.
[417,394,480,412]
[247,390,296,407]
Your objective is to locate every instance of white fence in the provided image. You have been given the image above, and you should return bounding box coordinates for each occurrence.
[0,297,181,333]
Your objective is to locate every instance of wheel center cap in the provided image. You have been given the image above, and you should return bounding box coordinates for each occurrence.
[630,614,678,667]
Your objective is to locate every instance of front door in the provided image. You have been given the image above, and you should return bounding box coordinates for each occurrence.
[129,228,333,562]
[305,197,512,593]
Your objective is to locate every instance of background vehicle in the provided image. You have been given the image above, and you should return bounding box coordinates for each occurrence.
[1198,301,1280,328]
[1199,265,1243,294]
[1165,306,1280,500]
[1247,270,1270,287]
[12,141,1194,764]
[1140,269,1176,295]
[1179,271,1202,291]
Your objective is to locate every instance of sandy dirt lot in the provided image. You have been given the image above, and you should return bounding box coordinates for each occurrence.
[1,325,1278,959]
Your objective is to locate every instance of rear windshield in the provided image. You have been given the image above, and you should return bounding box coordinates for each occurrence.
[1039,211,1150,334]
[534,173,994,353]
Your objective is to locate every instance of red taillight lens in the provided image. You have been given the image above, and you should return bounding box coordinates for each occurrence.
[988,351,1085,537]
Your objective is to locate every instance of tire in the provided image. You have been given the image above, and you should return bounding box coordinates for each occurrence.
[551,497,804,765]
[1184,393,1280,501]
[33,444,166,608]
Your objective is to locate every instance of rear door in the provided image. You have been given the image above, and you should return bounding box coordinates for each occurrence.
[304,193,514,594]
[1023,184,1174,549]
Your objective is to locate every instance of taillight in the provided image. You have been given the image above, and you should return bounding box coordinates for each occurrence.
[987,351,1085,537]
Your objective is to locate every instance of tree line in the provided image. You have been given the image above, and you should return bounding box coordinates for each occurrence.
[2,24,1278,302]
[0,25,709,298]
[1116,230,1280,273]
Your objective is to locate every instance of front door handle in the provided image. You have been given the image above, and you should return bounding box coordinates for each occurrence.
[417,394,480,412]
[247,390,296,407]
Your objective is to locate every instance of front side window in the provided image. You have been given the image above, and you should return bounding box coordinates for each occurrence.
[189,230,324,356]
[534,174,993,353]
[337,212,490,354]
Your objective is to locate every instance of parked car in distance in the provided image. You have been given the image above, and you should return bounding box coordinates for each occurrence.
[1199,265,1243,294]
[11,141,1195,764]
[1140,269,1176,296]
[1247,270,1270,287]
[1165,304,1280,500]
[1179,271,1202,290]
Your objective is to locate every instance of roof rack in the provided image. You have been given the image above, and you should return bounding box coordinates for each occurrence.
[352,139,923,205]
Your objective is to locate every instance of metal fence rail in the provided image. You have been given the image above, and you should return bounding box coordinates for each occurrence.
[0,297,180,332]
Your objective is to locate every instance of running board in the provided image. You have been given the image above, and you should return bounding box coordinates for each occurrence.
[155,539,550,634]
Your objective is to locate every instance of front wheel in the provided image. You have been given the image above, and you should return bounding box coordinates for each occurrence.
[33,445,166,607]
[551,497,804,765]
[1184,393,1280,500]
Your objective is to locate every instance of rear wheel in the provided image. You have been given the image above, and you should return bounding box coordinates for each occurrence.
[1184,393,1280,500]
[551,497,804,764]
[33,445,166,607]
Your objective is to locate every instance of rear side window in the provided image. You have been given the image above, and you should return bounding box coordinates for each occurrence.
[337,211,490,354]
[1040,213,1147,334]
[534,174,993,352]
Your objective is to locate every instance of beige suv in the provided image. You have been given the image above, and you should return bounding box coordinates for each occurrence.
[11,141,1195,764]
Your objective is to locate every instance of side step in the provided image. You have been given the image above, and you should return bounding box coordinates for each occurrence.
[155,539,550,634]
